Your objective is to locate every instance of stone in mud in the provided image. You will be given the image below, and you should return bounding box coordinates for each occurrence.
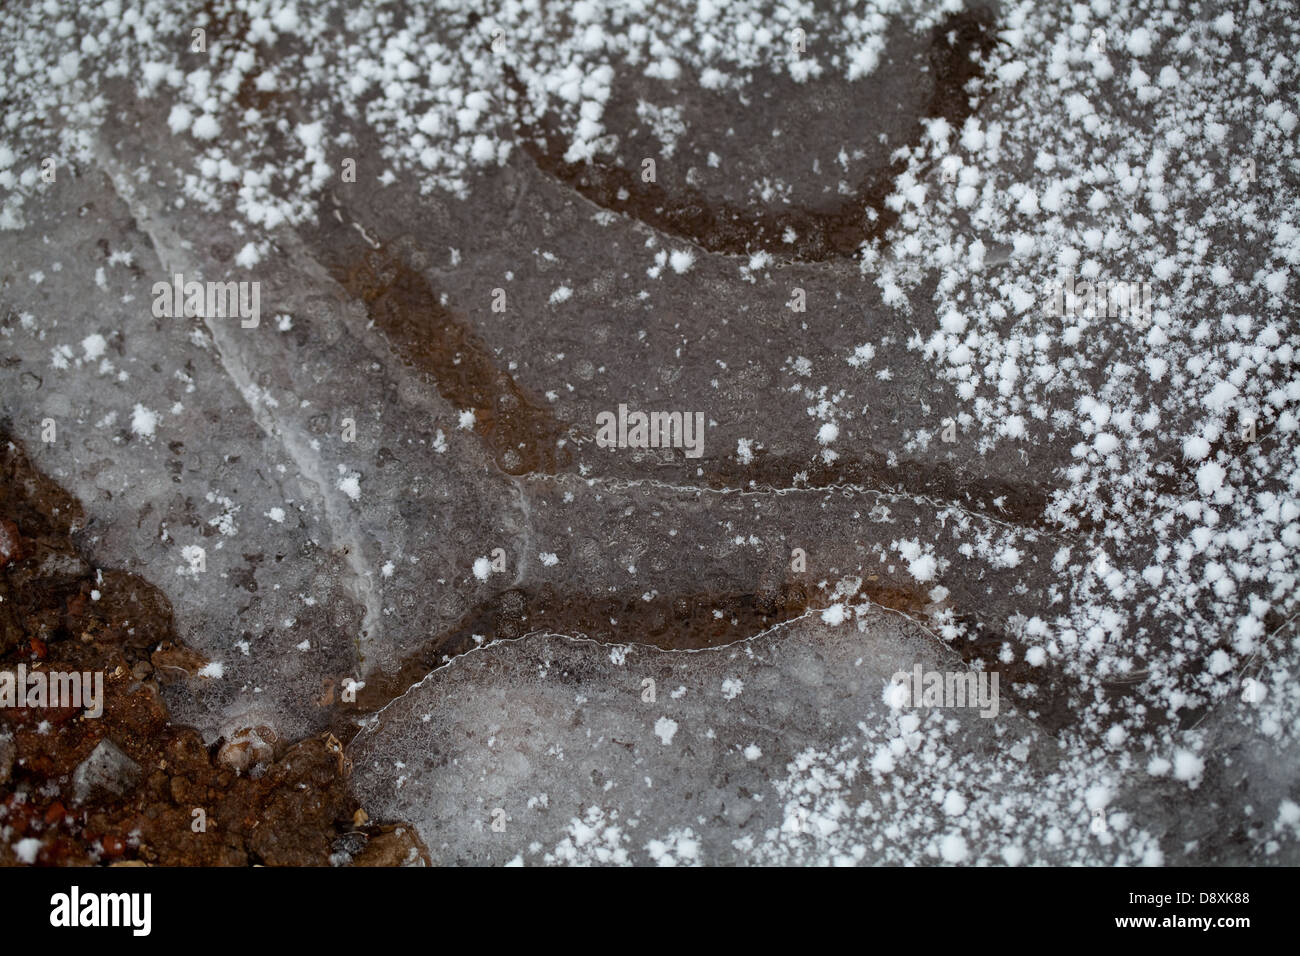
[217,725,278,776]
[348,826,429,867]
[72,739,141,805]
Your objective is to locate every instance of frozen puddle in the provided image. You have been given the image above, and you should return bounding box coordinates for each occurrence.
[0,0,1297,865]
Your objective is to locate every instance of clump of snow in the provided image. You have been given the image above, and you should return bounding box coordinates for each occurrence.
[820,603,846,626]
[653,716,678,745]
[13,838,42,864]
[336,474,361,501]
[130,404,158,438]
[669,249,695,274]
[81,333,106,361]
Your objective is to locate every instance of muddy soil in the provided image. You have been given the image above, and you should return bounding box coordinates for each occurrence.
[0,431,424,866]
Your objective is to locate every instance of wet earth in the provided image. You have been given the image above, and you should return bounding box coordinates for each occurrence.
[0,431,427,865]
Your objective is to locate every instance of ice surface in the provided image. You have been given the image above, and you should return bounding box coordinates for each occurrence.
[0,0,1297,863]
[350,610,1051,865]
[352,608,1298,865]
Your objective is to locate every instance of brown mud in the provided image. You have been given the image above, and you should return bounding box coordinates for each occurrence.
[0,430,426,866]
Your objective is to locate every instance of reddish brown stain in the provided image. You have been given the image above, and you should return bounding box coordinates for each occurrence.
[335,247,572,476]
